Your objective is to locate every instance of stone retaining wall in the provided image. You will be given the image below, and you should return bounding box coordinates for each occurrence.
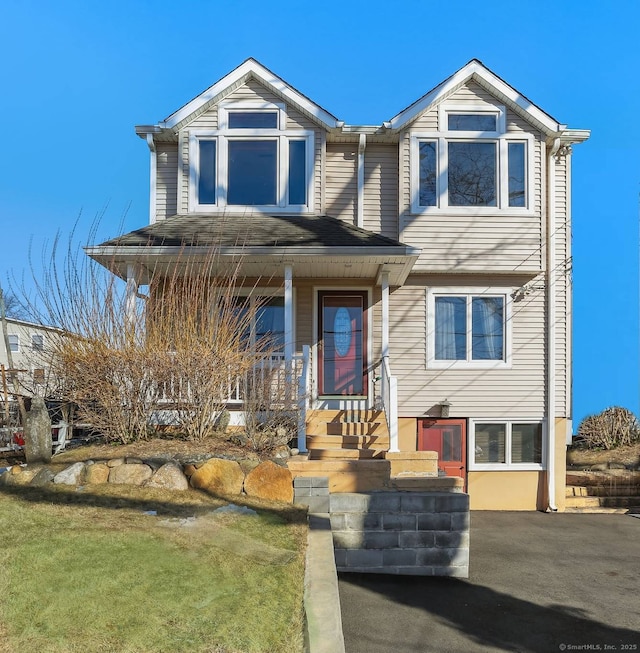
[0,456,294,503]
[330,491,469,577]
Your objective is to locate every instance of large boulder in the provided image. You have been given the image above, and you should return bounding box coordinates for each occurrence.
[189,458,244,496]
[109,463,153,486]
[145,462,189,491]
[243,460,293,503]
[24,397,52,464]
[54,462,86,485]
[85,463,110,485]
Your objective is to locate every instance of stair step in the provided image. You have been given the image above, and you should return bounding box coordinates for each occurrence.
[307,409,386,423]
[308,448,386,460]
[307,434,390,449]
[565,495,640,509]
[566,485,640,498]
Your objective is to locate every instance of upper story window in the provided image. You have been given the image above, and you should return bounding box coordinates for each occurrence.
[8,335,19,352]
[189,101,314,213]
[411,104,532,214]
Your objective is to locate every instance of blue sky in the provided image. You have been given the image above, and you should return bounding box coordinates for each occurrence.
[0,0,638,427]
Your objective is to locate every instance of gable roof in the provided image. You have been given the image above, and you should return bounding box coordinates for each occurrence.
[143,58,340,133]
[387,59,566,136]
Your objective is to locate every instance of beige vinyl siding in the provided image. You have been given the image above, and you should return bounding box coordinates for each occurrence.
[363,144,398,239]
[401,214,543,273]
[155,142,178,220]
[390,274,546,418]
[554,154,569,416]
[325,144,357,223]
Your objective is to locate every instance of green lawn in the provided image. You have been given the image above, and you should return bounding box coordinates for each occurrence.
[0,484,306,653]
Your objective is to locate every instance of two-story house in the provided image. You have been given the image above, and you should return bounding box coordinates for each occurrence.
[86,58,588,510]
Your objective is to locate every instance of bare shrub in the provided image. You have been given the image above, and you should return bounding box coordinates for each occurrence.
[577,406,640,450]
[242,359,298,452]
[17,222,282,444]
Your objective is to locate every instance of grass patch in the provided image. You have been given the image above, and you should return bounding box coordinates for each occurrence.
[0,485,306,653]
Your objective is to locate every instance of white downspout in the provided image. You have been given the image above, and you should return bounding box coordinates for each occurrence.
[146,133,157,225]
[546,137,561,512]
[357,133,366,228]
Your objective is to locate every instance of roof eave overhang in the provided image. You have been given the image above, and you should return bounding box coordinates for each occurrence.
[85,245,421,286]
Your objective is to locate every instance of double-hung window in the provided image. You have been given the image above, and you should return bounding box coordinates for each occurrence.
[469,419,544,470]
[411,104,532,213]
[426,287,512,369]
[190,102,314,212]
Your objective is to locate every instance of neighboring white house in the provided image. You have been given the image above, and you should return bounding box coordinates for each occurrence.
[0,318,59,408]
[86,58,589,510]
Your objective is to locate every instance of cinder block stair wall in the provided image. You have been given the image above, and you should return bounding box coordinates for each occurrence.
[564,471,640,513]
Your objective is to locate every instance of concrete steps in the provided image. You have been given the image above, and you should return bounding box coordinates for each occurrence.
[564,471,640,513]
[306,409,390,463]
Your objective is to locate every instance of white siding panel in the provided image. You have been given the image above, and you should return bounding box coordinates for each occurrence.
[390,275,546,419]
[363,144,398,239]
[155,143,178,220]
[325,144,356,224]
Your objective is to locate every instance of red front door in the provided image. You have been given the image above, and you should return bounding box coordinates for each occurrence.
[419,419,467,490]
[318,291,367,397]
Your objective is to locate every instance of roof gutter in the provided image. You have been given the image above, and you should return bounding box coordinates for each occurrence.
[546,136,561,512]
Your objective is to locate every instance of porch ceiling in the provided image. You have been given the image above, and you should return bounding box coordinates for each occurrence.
[85,214,421,286]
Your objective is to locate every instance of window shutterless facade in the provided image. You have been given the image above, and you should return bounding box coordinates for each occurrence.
[426,287,512,369]
[469,419,544,470]
[411,104,533,213]
[8,335,19,352]
[189,102,314,212]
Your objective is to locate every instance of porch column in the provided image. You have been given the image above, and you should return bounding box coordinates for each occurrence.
[125,263,139,336]
[284,265,294,392]
[381,271,389,360]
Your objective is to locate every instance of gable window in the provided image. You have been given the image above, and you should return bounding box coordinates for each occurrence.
[412,104,532,213]
[190,102,314,212]
[427,287,512,369]
[8,335,19,352]
[469,420,544,470]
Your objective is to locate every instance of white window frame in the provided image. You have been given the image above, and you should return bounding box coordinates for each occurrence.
[8,334,19,353]
[469,418,546,471]
[31,333,45,351]
[189,101,314,213]
[411,103,534,215]
[426,287,512,370]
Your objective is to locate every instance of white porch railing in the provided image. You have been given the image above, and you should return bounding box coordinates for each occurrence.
[157,348,311,450]
[380,356,399,452]
[295,345,310,453]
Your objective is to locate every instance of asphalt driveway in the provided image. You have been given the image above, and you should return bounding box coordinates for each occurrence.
[338,512,640,653]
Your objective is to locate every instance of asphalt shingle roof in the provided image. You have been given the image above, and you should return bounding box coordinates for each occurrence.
[99,214,409,250]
